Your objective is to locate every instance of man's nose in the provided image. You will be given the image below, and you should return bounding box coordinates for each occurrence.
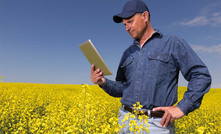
[125,25,130,31]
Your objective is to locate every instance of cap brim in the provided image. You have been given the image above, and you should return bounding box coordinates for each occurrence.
[113,16,123,23]
[113,12,135,23]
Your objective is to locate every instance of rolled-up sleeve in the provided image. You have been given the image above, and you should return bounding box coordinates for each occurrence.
[175,37,212,115]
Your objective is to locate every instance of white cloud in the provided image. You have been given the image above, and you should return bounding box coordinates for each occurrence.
[210,12,221,26]
[192,44,221,55]
[179,2,221,27]
[205,36,221,41]
[180,16,209,26]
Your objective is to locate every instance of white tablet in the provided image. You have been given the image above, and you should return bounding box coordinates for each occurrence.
[79,39,112,75]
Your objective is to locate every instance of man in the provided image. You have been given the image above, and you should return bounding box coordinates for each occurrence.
[91,0,211,133]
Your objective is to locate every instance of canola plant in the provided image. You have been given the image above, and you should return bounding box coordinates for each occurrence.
[0,82,220,133]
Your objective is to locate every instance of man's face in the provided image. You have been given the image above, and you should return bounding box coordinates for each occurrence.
[122,13,147,40]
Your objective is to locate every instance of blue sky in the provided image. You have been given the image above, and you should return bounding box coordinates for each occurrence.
[1,0,221,88]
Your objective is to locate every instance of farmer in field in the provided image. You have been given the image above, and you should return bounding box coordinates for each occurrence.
[91,0,211,133]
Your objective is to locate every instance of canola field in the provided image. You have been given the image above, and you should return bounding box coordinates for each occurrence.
[0,82,220,134]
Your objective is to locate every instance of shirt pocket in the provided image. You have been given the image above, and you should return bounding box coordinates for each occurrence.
[121,56,134,68]
[148,52,169,63]
[147,52,170,79]
[121,56,134,78]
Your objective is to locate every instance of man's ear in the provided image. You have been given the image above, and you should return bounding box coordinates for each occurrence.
[142,11,149,22]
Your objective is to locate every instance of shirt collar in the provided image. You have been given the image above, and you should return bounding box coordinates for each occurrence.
[133,29,163,47]
[154,29,163,38]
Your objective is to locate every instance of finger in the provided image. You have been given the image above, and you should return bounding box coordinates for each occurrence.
[96,76,102,80]
[163,115,171,127]
[95,69,104,77]
[97,77,105,86]
[170,117,175,125]
[92,75,101,84]
[91,64,95,73]
[95,68,101,74]
[99,71,103,76]
[160,112,167,126]
[95,76,104,84]
[93,72,103,81]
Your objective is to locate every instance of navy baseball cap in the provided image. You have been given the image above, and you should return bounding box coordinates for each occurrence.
[113,0,149,23]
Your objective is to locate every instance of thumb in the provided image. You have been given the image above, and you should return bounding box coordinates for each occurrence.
[153,107,164,111]
[91,64,95,73]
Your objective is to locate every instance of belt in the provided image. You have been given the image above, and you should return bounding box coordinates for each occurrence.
[122,105,164,118]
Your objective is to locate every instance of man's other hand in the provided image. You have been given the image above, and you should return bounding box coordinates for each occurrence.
[153,106,184,127]
[91,64,105,86]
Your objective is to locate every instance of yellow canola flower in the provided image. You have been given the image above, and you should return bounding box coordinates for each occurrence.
[0,83,220,133]
[130,114,135,119]
[120,102,150,133]
[196,126,205,134]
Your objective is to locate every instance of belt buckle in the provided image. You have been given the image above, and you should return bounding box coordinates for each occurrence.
[147,110,151,117]
[122,105,125,110]
[142,109,151,117]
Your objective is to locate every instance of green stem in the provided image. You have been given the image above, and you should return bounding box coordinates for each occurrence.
[82,84,87,134]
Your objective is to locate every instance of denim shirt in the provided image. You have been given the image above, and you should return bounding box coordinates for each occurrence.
[102,30,211,115]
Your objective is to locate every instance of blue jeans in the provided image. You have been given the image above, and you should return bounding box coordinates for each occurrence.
[118,106,175,134]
